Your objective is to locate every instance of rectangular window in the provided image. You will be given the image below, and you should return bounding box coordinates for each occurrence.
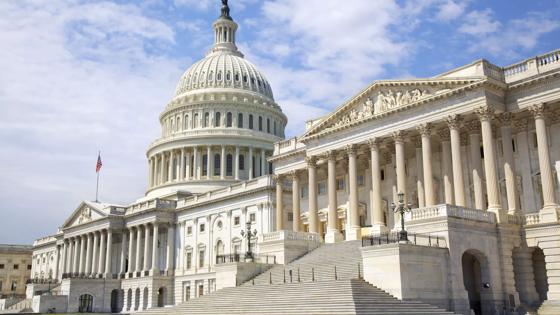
[187,226,192,235]
[186,252,192,269]
[0,264,4,269]
[234,216,240,226]
[11,281,17,292]
[199,224,205,233]
[27,265,31,270]
[318,182,327,195]
[358,175,365,186]
[337,178,345,191]
[288,212,294,222]
[249,213,256,223]
[301,186,308,198]
[0,281,2,291]
[199,250,205,267]
[13,264,18,270]
[233,244,241,254]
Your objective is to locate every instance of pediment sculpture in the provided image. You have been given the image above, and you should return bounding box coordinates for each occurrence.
[332,88,432,129]
[77,206,92,224]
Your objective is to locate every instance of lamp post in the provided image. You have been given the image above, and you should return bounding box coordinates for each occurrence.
[391,191,412,242]
[240,221,257,262]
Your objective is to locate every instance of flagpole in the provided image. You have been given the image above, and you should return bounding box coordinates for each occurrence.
[96,150,100,202]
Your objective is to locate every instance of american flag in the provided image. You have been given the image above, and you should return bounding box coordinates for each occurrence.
[96,153,103,173]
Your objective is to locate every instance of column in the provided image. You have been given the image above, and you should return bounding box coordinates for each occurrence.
[530,104,559,214]
[369,138,386,232]
[72,238,79,274]
[326,151,342,242]
[291,171,301,232]
[153,156,159,187]
[178,221,185,273]
[447,115,467,207]
[193,147,199,180]
[207,146,212,179]
[61,241,67,274]
[261,149,266,176]
[127,228,135,274]
[78,235,86,274]
[91,232,99,276]
[144,225,151,272]
[413,137,425,208]
[514,119,537,212]
[221,145,226,179]
[152,224,160,274]
[148,158,153,188]
[159,153,165,184]
[249,147,254,180]
[468,121,485,210]
[275,175,284,230]
[393,131,408,204]
[85,233,92,275]
[417,125,435,205]
[168,150,174,182]
[307,157,318,234]
[439,129,454,204]
[180,148,186,181]
[185,150,191,181]
[105,230,112,277]
[477,106,503,218]
[98,231,106,275]
[347,145,361,240]
[234,146,240,180]
[498,113,520,214]
[166,224,175,274]
[120,231,127,275]
[135,226,142,273]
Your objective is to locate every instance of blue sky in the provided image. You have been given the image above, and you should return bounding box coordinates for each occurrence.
[1,0,559,244]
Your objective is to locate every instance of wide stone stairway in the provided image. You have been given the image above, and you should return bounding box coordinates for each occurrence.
[140,241,458,315]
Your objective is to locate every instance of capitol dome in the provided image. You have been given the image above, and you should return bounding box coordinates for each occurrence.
[144,1,287,198]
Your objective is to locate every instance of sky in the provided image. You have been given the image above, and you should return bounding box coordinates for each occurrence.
[1,0,559,244]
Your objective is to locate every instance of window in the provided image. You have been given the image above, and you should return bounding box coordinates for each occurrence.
[234,216,240,226]
[274,121,277,135]
[202,155,208,176]
[239,155,245,170]
[267,118,271,133]
[11,281,17,292]
[258,116,263,131]
[217,221,223,229]
[358,175,365,186]
[199,250,205,267]
[235,73,240,81]
[243,75,248,83]
[204,112,210,128]
[13,264,18,270]
[238,113,243,128]
[0,264,4,269]
[288,212,294,222]
[226,154,233,176]
[200,223,206,233]
[249,213,256,223]
[184,115,189,129]
[0,281,2,291]
[186,252,192,269]
[380,169,385,181]
[226,72,231,81]
[249,115,254,129]
[301,186,308,198]
[512,138,516,152]
[214,154,221,176]
[187,226,192,235]
[318,182,327,195]
[215,112,221,127]
[337,178,345,191]
[226,112,232,127]
[193,113,199,128]
[217,71,222,81]
[209,71,214,81]
[27,265,31,270]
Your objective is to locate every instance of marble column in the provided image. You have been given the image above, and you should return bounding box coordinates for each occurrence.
[105,230,112,277]
[413,137,425,208]
[369,139,386,232]
[79,235,86,274]
[347,145,360,240]
[275,175,284,231]
[447,115,467,207]
[261,150,266,176]
[220,145,226,180]
[91,232,99,275]
[530,104,559,214]
[249,147,254,180]
[439,129,454,204]
[135,227,142,273]
[514,119,537,212]
[193,147,199,180]
[120,231,127,275]
[207,146,213,179]
[417,125,435,206]
[393,131,408,203]
[477,106,503,218]
[234,146,240,180]
[148,158,153,188]
[326,151,342,243]
[168,150,174,182]
[178,221,185,273]
[85,233,92,275]
[61,241,67,274]
[291,171,301,232]
[159,153,165,184]
[185,151,191,181]
[307,157,319,234]
[166,224,175,274]
[152,224,159,274]
[468,121,485,210]
[127,228,135,274]
[72,238,79,274]
[180,148,186,181]
[143,225,151,272]
[98,231,106,275]
[498,113,520,214]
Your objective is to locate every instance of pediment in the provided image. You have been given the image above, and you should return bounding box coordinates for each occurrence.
[61,201,108,229]
[302,77,486,139]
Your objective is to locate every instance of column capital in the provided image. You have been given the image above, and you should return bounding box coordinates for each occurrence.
[529,103,546,119]
[392,130,406,143]
[346,144,358,156]
[446,114,463,130]
[273,174,284,182]
[325,150,337,161]
[513,118,529,133]
[289,169,300,181]
[465,120,481,133]
[305,156,317,167]
[416,123,431,136]
[475,105,496,122]
[437,128,450,142]
[496,112,513,127]
[367,137,379,150]
[411,135,422,148]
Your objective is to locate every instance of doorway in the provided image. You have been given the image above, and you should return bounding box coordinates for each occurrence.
[78,294,93,313]
[462,251,482,315]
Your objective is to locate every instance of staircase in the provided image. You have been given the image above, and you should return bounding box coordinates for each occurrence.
[247,240,364,285]
[0,299,32,314]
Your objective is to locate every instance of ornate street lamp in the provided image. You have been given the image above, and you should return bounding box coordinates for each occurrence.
[240,221,257,262]
[391,191,412,242]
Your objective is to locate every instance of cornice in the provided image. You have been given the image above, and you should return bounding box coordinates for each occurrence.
[267,147,306,163]
[507,68,560,90]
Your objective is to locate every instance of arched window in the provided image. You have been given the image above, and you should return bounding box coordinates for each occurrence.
[226,154,233,176]
[258,116,263,131]
[238,113,243,128]
[226,112,232,127]
[249,115,254,129]
[184,115,189,129]
[202,155,208,176]
[215,112,221,127]
[177,117,181,131]
[243,75,248,83]
[193,114,199,128]
[204,113,210,128]
[239,155,245,170]
[235,73,240,81]
[226,72,231,81]
[267,118,270,133]
[214,154,221,176]
[208,71,214,81]
[217,71,222,81]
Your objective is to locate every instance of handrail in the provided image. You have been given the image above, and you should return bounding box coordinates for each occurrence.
[248,262,364,286]
[215,253,277,265]
[361,232,447,248]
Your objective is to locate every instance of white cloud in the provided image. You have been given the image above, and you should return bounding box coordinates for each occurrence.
[435,0,466,21]
[459,9,501,35]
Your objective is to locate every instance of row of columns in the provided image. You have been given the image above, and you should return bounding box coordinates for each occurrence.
[275,104,559,240]
[148,146,272,188]
[60,229,113,277]
[124,223,172,277]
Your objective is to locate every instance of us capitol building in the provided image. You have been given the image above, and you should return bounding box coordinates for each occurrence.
[13,2,560,315]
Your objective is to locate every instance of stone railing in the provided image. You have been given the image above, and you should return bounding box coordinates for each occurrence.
[502,48,560,83]
[525,213,541,225]
[126,198,177,214]
[260,230,322,243]
[406,204,496,224]
[273,137,305,155]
